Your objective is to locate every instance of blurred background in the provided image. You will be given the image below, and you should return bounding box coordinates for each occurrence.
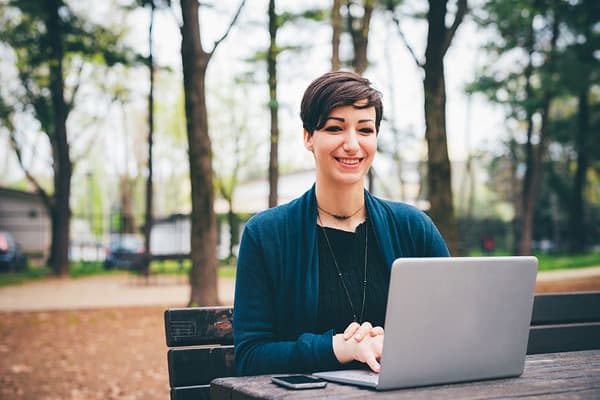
[0,1,599,399]
[0,0,599,298]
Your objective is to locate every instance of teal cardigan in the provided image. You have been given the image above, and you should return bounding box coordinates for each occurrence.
[233,186,449,375]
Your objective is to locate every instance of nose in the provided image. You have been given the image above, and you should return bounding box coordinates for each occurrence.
[343,130,360,153]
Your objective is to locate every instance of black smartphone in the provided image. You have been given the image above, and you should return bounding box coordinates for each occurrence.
[271,374,328,389]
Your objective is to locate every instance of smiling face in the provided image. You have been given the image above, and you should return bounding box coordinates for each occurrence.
[304,101,377,188]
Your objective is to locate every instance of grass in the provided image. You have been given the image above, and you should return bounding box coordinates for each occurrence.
[0,266,52,288]
[70,261,123,278]
[468,250,600,271]
[150,259,236,278]
[2,252,598,288]
[536,253,600,271]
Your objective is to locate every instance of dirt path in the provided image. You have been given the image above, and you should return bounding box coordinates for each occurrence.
[0,269,599,400]
[1,306,169,400]
[0,274,235,311]
[0,274,235,400]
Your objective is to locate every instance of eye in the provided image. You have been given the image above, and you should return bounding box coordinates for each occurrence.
[324,126,343,133]
[359,128,375,135]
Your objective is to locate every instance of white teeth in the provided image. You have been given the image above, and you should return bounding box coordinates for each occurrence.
[338,158,360,165]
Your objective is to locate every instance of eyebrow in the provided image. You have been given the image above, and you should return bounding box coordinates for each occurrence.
[326,117,374,123]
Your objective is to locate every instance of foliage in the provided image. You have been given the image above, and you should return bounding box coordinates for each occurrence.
[0,1,137,128]
[468,0,600,253]
[0,0,139,275]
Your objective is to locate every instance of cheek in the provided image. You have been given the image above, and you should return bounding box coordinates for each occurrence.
[362,137,378,155]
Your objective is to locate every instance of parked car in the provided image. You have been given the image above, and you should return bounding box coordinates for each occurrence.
[0,231,27,272]
[104,234,146,270]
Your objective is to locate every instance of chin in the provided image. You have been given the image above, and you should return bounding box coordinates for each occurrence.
[331,173,367,186]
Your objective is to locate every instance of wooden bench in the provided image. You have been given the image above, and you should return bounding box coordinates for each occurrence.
[164,292,600,400]
[164,306,234,400]
[528,292,600,354]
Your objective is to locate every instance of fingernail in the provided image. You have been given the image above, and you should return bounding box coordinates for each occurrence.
[354,334,361,340]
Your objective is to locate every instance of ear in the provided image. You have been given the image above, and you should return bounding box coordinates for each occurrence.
[303,129,313,151]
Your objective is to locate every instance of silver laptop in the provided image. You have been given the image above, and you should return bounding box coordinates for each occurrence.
[314,256,538,390]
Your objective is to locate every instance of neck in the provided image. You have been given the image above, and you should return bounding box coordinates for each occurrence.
[315,181,366,231]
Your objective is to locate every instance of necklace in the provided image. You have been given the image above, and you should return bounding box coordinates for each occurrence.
[317,204,364,220]
[317,214,368,323]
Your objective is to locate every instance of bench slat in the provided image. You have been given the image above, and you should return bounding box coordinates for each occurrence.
[164,307,233,347]
[168,345,235,388]
[531,292,600,325]
[527,323,600,354]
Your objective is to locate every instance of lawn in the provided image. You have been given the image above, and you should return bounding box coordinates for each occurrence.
[0,259,236,288]
[536,253,600,271]
[2,252,599,288]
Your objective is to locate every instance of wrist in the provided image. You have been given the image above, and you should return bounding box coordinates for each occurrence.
[332,333,355,364]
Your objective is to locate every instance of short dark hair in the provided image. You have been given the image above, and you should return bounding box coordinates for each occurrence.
[300,70,383,136]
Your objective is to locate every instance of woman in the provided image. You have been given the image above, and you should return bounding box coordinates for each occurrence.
[233,71,449,376]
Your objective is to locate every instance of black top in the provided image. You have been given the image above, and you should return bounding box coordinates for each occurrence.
[316,220,390,334]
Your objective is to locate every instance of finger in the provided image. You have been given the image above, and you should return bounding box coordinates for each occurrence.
[365,355,381,373]
[343,322,361,340]
[370,326,384,337]
[353,322,373,341]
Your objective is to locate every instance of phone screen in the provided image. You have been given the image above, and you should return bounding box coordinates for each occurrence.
[271,374,327,389]
[273,375,323,385]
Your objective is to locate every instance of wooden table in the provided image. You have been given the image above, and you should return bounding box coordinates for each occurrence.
[211,350,600,399]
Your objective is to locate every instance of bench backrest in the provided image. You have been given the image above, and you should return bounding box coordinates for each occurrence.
[164,306,234,400]
[527,292,600,354]
[164,292,600,399]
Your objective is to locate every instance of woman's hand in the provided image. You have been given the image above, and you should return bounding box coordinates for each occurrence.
[333,321,385,372]
[343,321,384,342]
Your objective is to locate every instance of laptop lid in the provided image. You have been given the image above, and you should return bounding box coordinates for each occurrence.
[315,256,538,390]
[376,256,538,389]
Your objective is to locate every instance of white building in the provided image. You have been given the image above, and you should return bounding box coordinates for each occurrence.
[0,187,50,259]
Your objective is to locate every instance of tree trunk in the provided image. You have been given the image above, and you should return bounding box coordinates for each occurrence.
[46,0,72,277]
[516,22,535,254]
[344,0,373,74]
[348,0,374,74]
[181,0,219,306]
[567,89,589,254]
[119,177,136,233]
[331,0,342,70]
[267,0,279,208]
[423,0,459,255]
[227,205,238,261]
[143,1,156,276]
[519,95,551,255]
[518,9,559,256]
[508,139,522,253]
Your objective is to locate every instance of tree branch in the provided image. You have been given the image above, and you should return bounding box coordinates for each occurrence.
[442,0,468,56]
[390,12,424,69]
[8,129,54,211]
[209,0,247,56]
[65,58,85,113]
[71,119,103,166]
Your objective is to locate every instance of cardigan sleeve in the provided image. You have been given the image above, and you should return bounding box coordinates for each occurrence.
[233,223,341,376]
[424,214,451,257]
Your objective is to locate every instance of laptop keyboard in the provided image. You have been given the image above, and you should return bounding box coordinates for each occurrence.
[339,369,379,384]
